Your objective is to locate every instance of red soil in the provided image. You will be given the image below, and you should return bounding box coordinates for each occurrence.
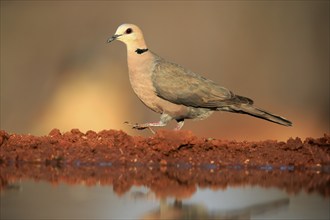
[1,129,329,197]
[0,129,329,167]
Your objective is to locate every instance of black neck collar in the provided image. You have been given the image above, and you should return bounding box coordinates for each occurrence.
[135,48,148,54]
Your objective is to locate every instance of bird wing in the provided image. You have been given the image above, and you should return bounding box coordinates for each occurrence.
[152,59,250,109]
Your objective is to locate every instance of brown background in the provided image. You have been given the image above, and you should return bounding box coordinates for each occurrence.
[1,1,329,140]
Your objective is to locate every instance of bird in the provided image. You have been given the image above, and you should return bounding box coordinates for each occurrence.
[107,24,292,132]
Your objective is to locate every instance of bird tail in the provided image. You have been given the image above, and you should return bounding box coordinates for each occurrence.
[228,104,292,126]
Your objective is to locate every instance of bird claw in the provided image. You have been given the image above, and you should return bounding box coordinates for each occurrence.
[133,125,148,130]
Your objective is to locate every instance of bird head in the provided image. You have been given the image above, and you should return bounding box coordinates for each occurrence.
[107,24,145,45]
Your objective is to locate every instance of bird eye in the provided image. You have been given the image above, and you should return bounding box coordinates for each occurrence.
[125,28,133,34]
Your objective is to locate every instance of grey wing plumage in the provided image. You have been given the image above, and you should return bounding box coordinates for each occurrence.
[151,58,252,109]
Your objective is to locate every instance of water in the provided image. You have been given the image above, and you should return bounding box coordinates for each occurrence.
[1,163,329,219]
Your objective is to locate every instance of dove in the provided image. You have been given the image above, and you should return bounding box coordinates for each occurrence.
[107,24,292,131]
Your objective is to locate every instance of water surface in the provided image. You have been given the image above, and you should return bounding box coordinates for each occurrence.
[1,163,329,219]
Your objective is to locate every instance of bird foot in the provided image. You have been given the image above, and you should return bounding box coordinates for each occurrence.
[124,122,156,134]
[124,121,147,130]
[174,120,184,131]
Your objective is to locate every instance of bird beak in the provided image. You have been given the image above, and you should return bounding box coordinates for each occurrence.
[107,34,121,43]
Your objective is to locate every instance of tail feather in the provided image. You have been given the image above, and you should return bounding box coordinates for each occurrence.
[227,105,292,126]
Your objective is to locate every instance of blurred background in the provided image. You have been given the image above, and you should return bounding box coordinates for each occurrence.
[1,1,329,141]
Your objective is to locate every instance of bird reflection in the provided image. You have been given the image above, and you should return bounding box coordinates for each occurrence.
[135,194,289,220]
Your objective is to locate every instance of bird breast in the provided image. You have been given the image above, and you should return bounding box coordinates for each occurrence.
[127,52,189,118]
[128,53,159,110]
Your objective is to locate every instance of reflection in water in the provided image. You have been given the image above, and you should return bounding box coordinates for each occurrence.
[140,197,289,220]
[0,163,329,219]
[1,183,22,192]
[1,162,329,197]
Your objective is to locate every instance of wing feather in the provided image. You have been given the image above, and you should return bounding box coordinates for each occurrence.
[151,58,247,109]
